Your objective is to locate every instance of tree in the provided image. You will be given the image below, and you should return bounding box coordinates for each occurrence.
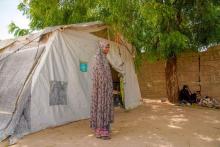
[16,0,220,103]
[138,0,220,102]
[8,22,30,37]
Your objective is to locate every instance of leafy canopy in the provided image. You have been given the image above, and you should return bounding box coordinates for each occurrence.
[11,0,220,64]
[8,22,30,37]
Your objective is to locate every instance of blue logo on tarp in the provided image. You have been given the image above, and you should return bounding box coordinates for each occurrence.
[80,62,88,72]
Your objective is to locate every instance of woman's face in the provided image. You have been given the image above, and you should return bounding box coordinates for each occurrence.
[103,44,110,54]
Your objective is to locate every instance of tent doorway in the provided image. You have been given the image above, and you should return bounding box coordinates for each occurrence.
[111,66,124,108]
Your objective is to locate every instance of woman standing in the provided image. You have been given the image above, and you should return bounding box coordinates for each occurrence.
[90,41,114,140]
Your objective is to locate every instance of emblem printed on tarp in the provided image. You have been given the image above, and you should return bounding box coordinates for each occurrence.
[80,61,88,72]
[49,81,67,105]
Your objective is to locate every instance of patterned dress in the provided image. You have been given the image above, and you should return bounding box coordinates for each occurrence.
[90,49,114,137]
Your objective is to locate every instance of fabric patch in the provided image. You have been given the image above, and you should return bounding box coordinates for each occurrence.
[49,81,67,105]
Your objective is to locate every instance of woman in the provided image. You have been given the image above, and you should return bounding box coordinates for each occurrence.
[90,41,114,140]
[179,85,196,104]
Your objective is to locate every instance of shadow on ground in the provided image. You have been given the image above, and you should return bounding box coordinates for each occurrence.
[1,99,220,147]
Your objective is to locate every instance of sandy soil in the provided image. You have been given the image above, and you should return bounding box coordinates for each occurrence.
[1,100,220,147]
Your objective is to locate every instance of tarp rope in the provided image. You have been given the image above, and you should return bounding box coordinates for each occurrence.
[0,35,42,63]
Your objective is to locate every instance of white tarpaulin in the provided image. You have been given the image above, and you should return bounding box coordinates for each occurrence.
[30,30,141,132]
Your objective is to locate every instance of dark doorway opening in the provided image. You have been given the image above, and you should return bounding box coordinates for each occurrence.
[111,66,124,108]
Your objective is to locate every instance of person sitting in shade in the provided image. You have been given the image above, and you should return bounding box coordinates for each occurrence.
[179,85,197,104]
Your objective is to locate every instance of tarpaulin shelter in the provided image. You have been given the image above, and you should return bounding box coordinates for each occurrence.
[0,21,141,143]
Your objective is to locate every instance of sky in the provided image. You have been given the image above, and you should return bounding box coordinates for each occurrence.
[0,0,29,40]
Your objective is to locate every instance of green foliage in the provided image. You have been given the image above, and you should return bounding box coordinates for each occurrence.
[8,22,30,37]
[24,0,99,29]
[15,0,220,63]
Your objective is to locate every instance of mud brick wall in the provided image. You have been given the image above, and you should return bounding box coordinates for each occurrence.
[200,47,220,101]
[177,52,200,93]
[138,46,220,102]
[137,60,166,100]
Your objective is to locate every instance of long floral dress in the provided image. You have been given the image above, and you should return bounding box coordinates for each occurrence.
[90,48,114,138]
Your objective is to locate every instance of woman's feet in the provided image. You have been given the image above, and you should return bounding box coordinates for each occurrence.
[101,136,111,140]
[95,127,111,140]
[95,128,101,138]
[95,134,101,138]
[96,135,111,140]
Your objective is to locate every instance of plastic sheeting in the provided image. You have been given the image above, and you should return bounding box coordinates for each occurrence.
[0,47,39,141]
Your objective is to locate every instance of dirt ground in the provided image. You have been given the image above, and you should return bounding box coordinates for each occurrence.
[1,100,220,147]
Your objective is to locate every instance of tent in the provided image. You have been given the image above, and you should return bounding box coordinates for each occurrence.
[0,21,141,143]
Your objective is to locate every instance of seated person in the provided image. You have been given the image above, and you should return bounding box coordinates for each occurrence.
[179,85,197,104]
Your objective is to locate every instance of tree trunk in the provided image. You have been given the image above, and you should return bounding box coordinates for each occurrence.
[165,55,179,103]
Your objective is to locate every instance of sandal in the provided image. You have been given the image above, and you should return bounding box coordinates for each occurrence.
[101,136,111,140]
